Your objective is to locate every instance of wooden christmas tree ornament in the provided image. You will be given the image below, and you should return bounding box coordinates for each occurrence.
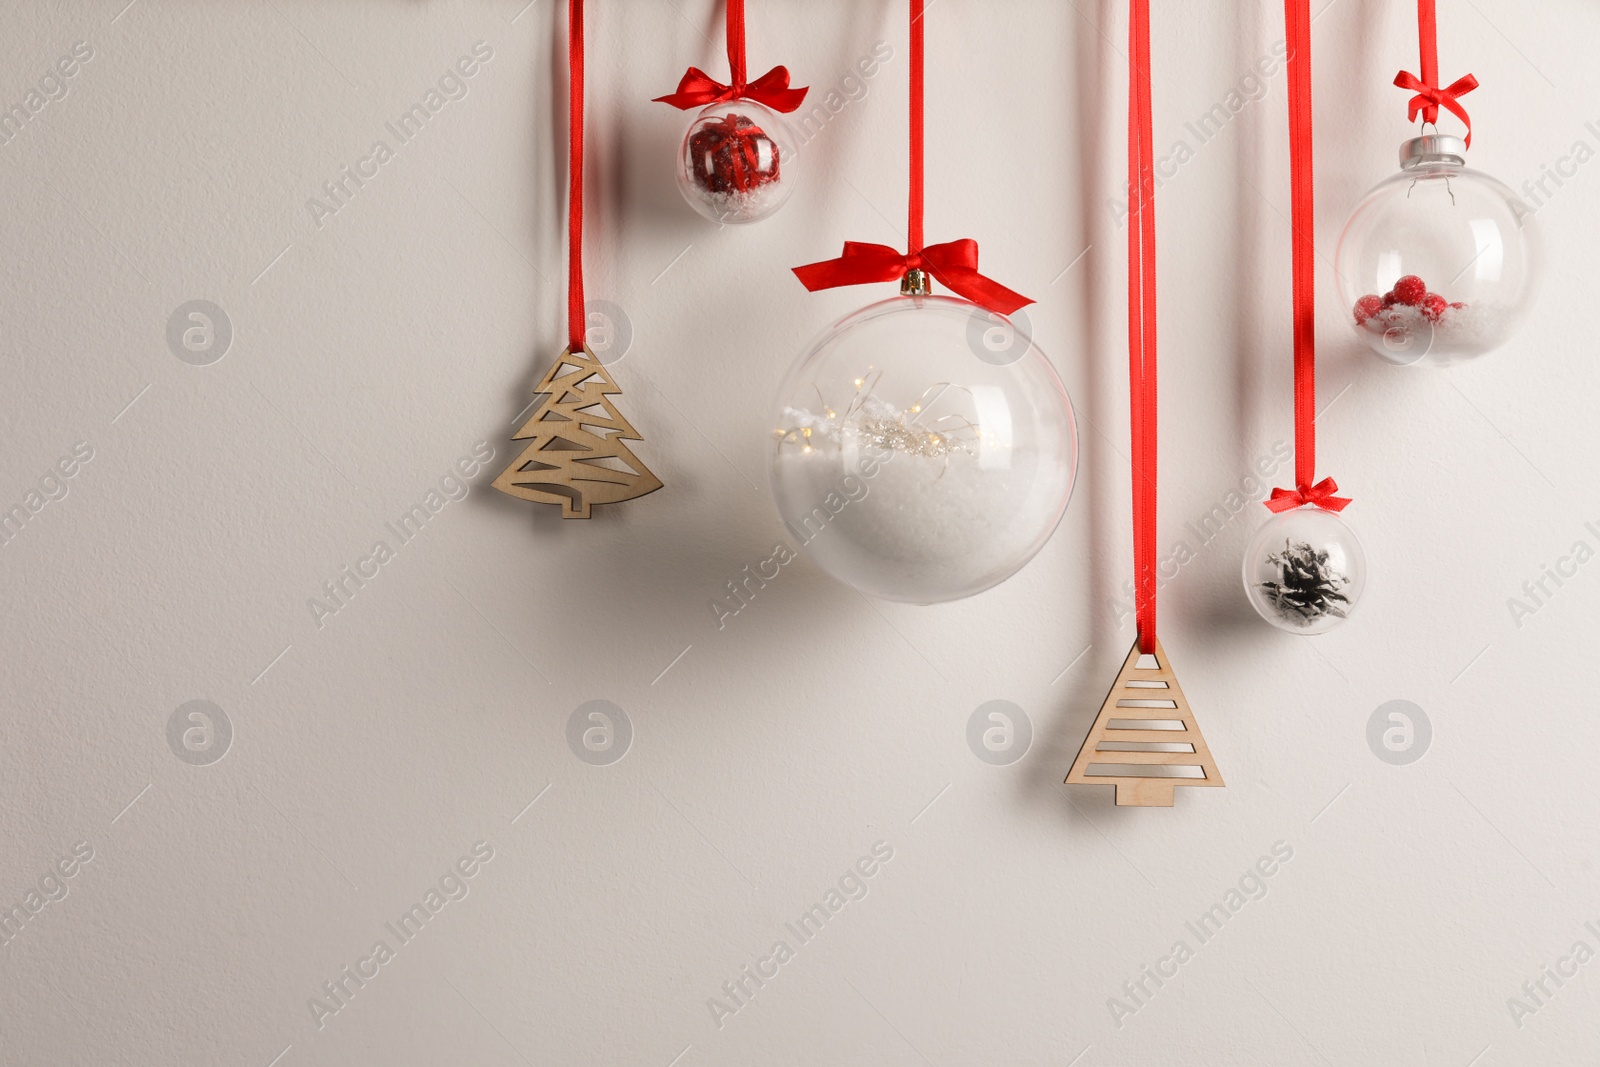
[493,0,659,519]
[1065,0,1222,809]
[1065,640,1223,807]
[492,346,662,518]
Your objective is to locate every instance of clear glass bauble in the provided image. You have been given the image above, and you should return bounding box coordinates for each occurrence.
[1242,507,1368,634]
[767,294,1078,604]
[1335,136,1538,367]
[675,99,796,225]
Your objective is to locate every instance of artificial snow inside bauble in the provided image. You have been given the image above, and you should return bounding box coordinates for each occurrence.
[767,294,1077,604]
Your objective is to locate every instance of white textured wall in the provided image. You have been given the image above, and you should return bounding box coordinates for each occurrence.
[2,1,1596,1064]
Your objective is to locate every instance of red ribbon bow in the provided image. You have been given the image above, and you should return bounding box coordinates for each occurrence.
[792,239,1033,315]
[654,65,809,113]
[1265,477,1352,514]
[1393,70,1479,148]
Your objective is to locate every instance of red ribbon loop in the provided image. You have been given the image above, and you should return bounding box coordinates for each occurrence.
[654,65,809,113]
[791,239,1033,315]
[1265,477,1352,514]
[1393,70,1478,147]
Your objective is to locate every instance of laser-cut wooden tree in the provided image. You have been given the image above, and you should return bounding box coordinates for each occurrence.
[1065,0,1223,809]
[494,0,661,519]
[492,346,662,518]
[1065,640,1224,807]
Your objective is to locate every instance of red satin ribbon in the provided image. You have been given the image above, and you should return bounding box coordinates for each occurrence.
[654,65,808,113]
[654,0,808,114]
[1394,0,1477,147]
[789,0,1033,318]
[1269,0,1351,516]
[1266,477,1352,514]
[1126,0,1158,652]
[793,240,1032,316]
[566,0,585,351]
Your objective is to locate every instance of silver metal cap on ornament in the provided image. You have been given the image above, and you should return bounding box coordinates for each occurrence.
[1399,134,1466,169]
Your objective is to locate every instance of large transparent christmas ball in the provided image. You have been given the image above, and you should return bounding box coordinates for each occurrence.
[676,99,796,224]
[767,293,1077,603]
[1242,508,1368,634]
[1336,134,1538,367]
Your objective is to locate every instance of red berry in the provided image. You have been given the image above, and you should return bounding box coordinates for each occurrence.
[1381,292,1397,308]
[1353,295,1384,324]
[1421,294,1447,322]
[1391,275,1428,306]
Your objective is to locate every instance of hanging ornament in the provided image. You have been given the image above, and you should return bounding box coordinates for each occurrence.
[1334,0,1538,367]
[494,0,661,516]
[654,0,808,224]
[1066,0,1222,807]
[1244,504,1368,634]
[1243,0,1366,632]
[772,0,1076,604]
[494,348,661,517]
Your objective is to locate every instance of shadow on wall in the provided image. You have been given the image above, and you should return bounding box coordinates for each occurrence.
[1026,0,1121,820]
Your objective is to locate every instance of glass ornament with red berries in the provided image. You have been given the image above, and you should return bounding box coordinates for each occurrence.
[1336,134,1538,367]
[1336,0,1540,368]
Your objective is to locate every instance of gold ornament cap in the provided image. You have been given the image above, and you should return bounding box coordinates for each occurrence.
[900,268,932,296]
